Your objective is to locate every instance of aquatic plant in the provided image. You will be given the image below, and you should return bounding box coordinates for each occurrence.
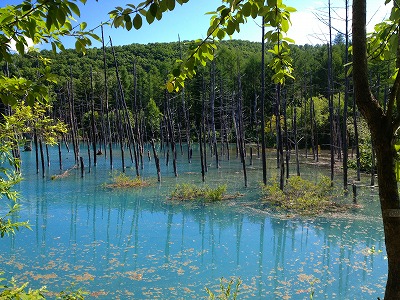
[205,277,241,300]
[0,274,88,299]
[105,172,149,188]
[262,176,336,214]
[0,274,46,299]
[170,183,227,202]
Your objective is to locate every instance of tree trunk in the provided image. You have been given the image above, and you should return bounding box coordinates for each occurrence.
[342,0,350,190]
[260,16,267,185]
[353,1,400,298]
[101,25,113,169]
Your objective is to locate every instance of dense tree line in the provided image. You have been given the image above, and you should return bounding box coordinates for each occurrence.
[3,38,381,156]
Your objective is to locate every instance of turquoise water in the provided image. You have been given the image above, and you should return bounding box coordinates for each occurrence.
[1,144,387,299]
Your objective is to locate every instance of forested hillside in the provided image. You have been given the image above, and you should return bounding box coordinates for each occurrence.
[1,38,389,174]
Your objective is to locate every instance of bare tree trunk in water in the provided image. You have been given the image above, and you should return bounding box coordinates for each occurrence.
[101,26,112,169]
[260,16,267,185]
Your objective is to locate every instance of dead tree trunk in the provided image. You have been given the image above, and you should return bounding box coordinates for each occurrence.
[101,25,113,169]
[260,16,267,185]
[236,72,247,187]
[110,37,140,176]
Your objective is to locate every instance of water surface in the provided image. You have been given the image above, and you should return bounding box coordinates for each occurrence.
[1,145,387,299]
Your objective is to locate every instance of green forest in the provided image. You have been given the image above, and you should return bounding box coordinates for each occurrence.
[2,37,378,178]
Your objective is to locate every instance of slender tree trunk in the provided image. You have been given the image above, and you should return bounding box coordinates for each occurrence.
[202,76,208,173]
[328,0,335,184]
[237,72,247,187]
[58,140,62,170]
[343,0,350,188]
[210,59,219,168]
[283,92,290,180]
[39,138,45,178]
[67,78,79,165]
[34,129,39,174]
[293,106,300,176]
[90,66,97,166]
[150,139,161,182]
[101,26,113,169]
[274,84,284,190]
[260,16,267,185]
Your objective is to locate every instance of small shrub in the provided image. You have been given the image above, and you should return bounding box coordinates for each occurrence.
[105,172,149,188]
[170,184,228,202]
[204,184,227,201]
[262,176,334,214]
[205,277,241,300]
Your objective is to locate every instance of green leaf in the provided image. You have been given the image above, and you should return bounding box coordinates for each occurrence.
[285,6,297,13]
[281,18,289,32]
[283,36,295,43]
[16,41,25,54]
[114,15,124,27]
[133,14,142,29]
[80,21,87,31]
[22,3,32,11]
[172,67,181,77]
[166,81,174,93]
[242,2,252,17]
[251,3,259,19]
[75,39,82,53]
[226,20,235,35]
[167,0,175,11]
[146,9,155,24]
[217,29,225,40]
[57,8,66,26]
[126,20,132,31]
[68,2,81,17]
[149,3,158,17]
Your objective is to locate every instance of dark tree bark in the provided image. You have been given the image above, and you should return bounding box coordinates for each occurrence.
[90,66,97,166]
[328,0,334,184]
[293,105,300,176]
[353,1,400,298]
[150,139,161,182]
[210,59,220,168]
[101,26,113,169]
[275,84,284,190]
[283,92,289,180]
[58,140,62,170]
[236,72,247,187]
[342,0,350,190]
[260,16,267,185]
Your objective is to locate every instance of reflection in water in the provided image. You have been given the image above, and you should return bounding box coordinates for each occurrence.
[0,146,387,299]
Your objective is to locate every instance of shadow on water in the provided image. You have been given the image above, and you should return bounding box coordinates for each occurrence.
[1,144,387,299]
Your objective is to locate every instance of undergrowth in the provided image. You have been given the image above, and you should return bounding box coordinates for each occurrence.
[169,183,228,202]
[105,172,149,188]
[262,176,337,214]
[205,277,241,300]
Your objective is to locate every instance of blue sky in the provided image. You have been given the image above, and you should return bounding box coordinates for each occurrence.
[3,0,393,49]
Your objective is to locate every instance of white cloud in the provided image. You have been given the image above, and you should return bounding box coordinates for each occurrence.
[8,36,36,53]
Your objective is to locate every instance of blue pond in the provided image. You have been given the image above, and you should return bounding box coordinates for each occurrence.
[0,144,387,299]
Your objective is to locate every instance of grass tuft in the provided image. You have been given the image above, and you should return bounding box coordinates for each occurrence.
[105,172,149,189]
[169,183,228,202]
[262,175,337,215]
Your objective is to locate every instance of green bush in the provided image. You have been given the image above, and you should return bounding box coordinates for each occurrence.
[170,183,227,202]
[262,176,333,214]
[105,172,149,188]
